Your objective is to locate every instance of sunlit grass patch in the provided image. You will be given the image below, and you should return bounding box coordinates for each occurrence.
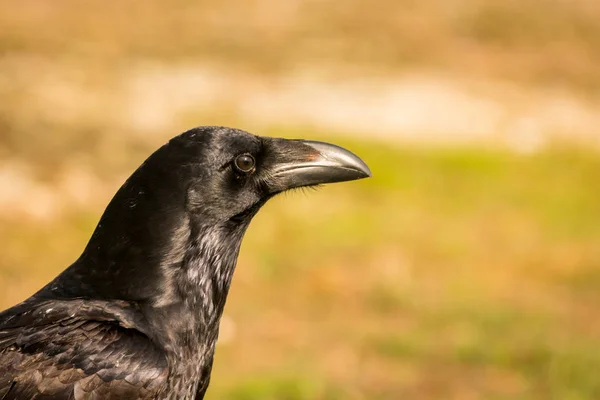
[215,374,345,400]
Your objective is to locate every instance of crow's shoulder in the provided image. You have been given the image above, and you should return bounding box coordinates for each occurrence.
[0,298,168,399]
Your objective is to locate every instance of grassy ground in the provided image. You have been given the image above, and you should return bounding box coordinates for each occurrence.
[1,136,599,399]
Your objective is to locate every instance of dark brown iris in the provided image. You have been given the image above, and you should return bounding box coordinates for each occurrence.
[234,154,255,173]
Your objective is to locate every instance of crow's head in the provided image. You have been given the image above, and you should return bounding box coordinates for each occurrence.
[166,126,371,224]
[46,127,370,304]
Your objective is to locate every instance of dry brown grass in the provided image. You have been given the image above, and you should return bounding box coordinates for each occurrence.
[1,0,600,92]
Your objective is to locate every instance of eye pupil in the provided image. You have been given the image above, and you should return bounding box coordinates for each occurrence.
[234,154,255,172]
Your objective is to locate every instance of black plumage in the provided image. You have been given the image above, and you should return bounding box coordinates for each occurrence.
[0,126,371,399]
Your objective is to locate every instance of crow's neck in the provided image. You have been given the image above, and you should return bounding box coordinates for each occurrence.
[168,223,243,324]
[143,220,248,399]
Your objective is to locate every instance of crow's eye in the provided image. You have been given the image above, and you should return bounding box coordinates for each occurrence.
[233,154,255,173]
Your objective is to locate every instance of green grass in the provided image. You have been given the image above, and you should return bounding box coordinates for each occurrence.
[1,138,599,399]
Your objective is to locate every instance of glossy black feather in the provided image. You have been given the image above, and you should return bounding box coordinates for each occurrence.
[0,300,168,399]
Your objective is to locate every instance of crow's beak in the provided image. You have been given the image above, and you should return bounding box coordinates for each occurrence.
[266,138,372,193]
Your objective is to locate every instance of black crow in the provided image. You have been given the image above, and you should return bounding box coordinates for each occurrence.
[0,126,371,399]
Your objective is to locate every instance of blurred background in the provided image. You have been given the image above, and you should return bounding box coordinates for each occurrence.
[1,0,600,398]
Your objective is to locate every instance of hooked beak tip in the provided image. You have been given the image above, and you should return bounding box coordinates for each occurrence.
[302,140,372,180]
